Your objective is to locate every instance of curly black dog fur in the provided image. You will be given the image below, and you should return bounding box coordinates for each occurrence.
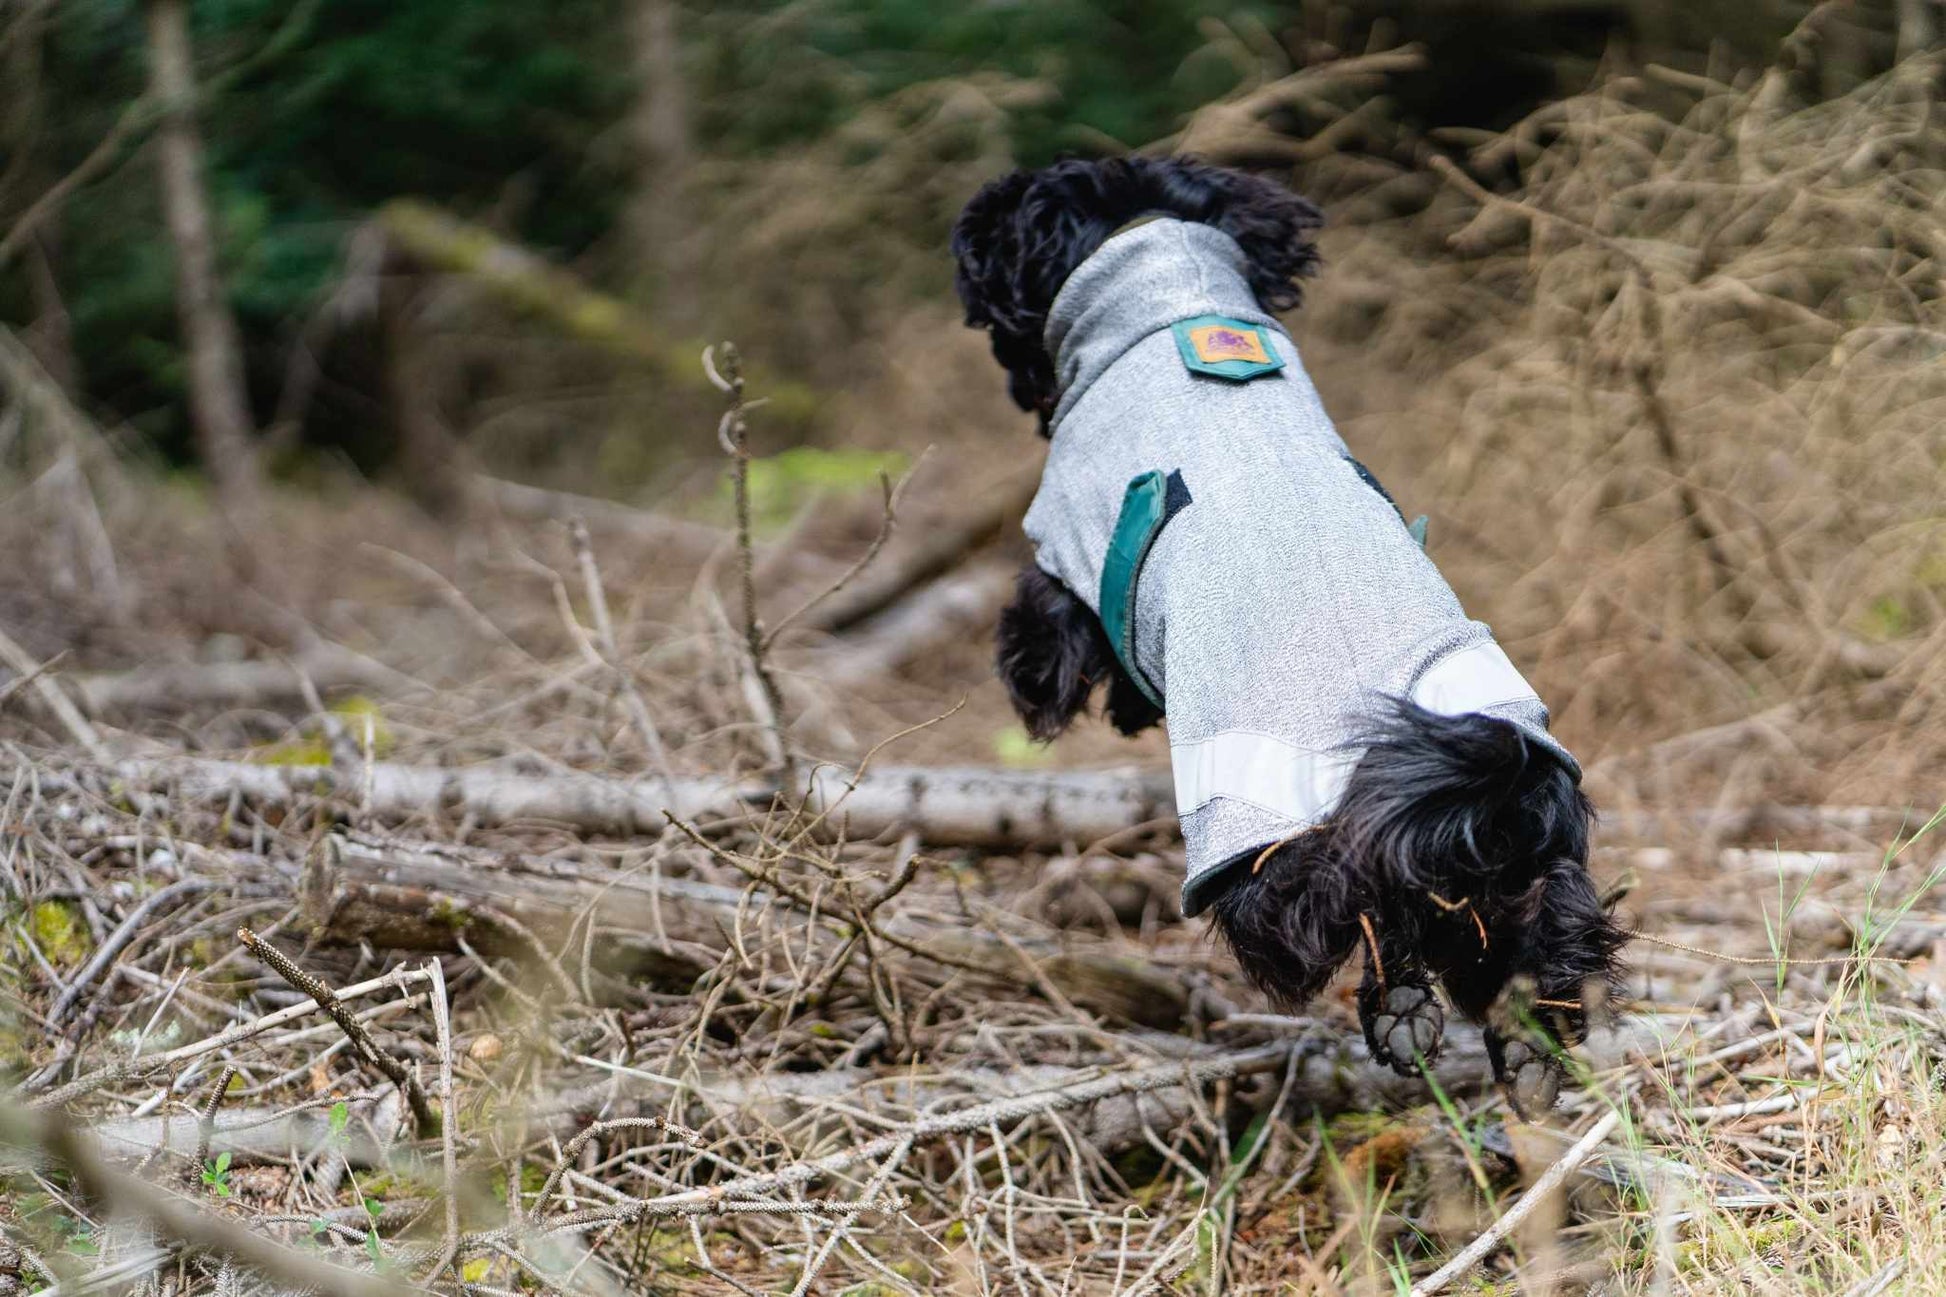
[954,157,1628,1110]
[995,565,1163,741]
[952,155,1323,431]
[1204,705,1626,1108]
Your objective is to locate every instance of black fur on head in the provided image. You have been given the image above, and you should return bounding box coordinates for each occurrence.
[951,156,1325,432]
[995,563,1163,742]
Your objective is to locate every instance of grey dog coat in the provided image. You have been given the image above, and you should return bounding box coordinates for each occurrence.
[1023,218,1577,916]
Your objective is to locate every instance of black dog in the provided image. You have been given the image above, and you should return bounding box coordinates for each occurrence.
[954,156,1626,1111]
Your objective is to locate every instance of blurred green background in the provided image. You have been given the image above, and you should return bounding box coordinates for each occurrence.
[2,0,1869,487]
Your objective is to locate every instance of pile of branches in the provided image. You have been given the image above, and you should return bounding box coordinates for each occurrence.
[4,716,1943,1293]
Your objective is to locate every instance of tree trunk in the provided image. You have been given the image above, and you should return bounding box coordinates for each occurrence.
[144,0,259,504]
[380,273,471,518]
[627,0,693,315]
[22,235,80,395]
[1,6,81,394]
[1895,0,1941,61]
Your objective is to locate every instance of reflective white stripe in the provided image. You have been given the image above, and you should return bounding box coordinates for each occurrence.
[1171,731,1358,823]
[1169,643,1542,823]
[1410,642,1540,716]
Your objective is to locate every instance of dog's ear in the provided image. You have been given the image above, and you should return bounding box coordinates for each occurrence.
[951,170,1033,333]
[952,171,1061,425]
[996,563,1116,741]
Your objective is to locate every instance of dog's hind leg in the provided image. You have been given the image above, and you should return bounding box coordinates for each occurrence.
[1480,858,1628,1114]
[1354,911,1445,1076]
[1205,831,1370,1012]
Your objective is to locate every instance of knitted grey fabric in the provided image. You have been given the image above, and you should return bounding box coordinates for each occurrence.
[1022,218,1576,916]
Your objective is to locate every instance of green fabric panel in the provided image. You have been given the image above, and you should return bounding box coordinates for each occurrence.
[1099,470,1168,708]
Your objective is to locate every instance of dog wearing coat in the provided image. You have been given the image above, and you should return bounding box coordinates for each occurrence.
[951,156,1627,1111]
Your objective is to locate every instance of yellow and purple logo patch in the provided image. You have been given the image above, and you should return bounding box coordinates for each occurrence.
[1169,315,1285,381]
[1188,324,1270,364]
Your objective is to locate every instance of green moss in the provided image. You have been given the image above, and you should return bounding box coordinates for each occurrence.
[489,1163,551,1203]
[1675,1216,1805,1275]
[30,901,92,965]
[992,725,1052,768]
[250,698,394,766]
[357,1170,439,1201]
[251,737,333,767]
[330,696,395,757]
[1858,595,1915,642]
[725,446,908,534]
[1320,1110,1398,1147]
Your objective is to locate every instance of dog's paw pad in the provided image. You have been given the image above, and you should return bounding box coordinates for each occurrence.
[1498,1037,1563,1115]
[1368,984,1442,1075]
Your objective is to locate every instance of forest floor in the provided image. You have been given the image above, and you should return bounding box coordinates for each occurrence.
[1,461,1942,1297]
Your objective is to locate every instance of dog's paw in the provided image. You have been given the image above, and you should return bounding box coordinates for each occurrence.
[1361,982,1444,1076]
[1486,1028,1564,1116]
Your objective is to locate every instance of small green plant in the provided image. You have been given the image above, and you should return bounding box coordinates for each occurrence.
[991,724,1052,768]
[202,1150,233,1198]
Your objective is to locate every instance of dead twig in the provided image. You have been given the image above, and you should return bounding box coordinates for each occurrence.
[236,927,438,1136]
[705,341,792,775]
[0,626,109,762]
[1409,1109,1623,1296]
[568,517,677,789]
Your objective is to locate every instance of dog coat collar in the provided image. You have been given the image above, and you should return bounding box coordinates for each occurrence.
[1044,220,1289,431]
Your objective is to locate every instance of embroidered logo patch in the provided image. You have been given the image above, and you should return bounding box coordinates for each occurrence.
[1170,315,1285,381]
[1189,324,1269,364]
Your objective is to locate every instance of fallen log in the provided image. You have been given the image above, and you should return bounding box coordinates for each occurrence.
[375,200,817,427]
[70,754,1927,856]
[300,833,1191,1028]
[96,756,1177,848]
[478,475,733,553]
[67,649,412,716]
[814,560,1017,689]
[88,1034,1495,1174]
